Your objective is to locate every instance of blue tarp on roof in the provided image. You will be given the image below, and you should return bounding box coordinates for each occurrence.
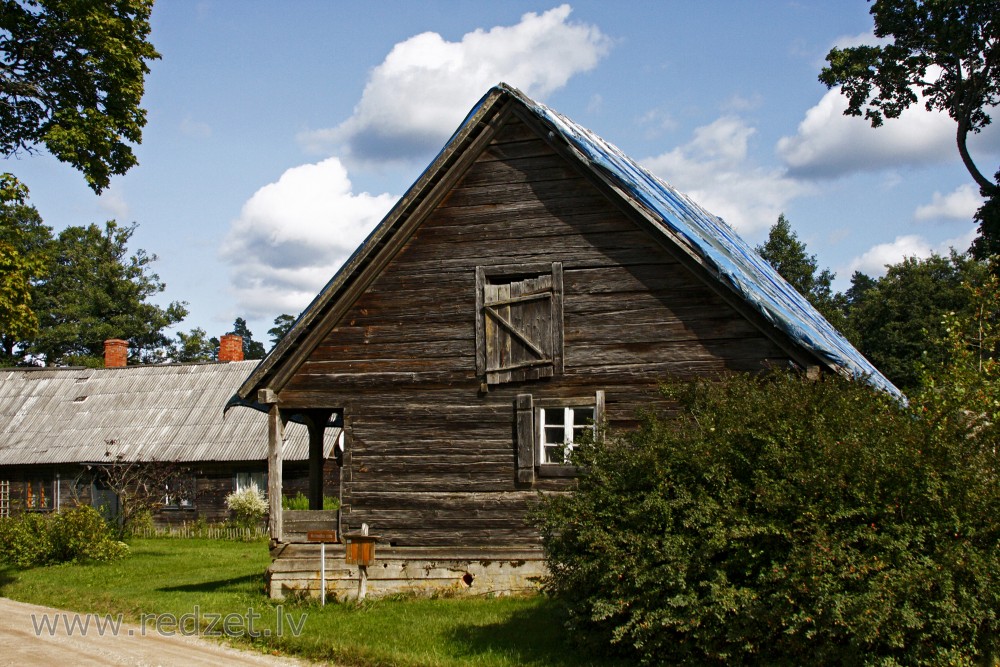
[480,85,902,399]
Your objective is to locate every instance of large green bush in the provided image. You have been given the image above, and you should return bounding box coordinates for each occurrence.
[0,505,129,567]
[535,373,1000,665]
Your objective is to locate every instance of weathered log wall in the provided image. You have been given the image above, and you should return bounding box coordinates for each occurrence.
[278,116,791,549]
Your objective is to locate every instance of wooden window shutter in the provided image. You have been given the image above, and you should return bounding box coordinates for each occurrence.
[476,263,563,385]
[515,394,534,484]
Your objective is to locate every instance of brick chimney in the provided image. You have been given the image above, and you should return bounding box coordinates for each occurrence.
[104,339,128,368]
[219,334,244,362]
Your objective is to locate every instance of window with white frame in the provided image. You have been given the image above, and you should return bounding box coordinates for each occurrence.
[539,406,595,464]
[515,391,604,482]
[235,471,267,497]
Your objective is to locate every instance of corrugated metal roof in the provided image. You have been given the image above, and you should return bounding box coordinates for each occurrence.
[0,362,327,466]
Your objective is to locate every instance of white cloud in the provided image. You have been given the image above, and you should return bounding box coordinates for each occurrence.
[829,31,884,51]
[98,187,129,220]
[180,116,212,139]
[298,5,610,162]
[642,116,811,234]
[222,158,397,318]
[843,228,977,277]
[914,183,983,222]
[777,87,956,178]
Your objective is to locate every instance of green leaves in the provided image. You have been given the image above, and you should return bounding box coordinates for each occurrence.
[820,0,999,252]
[535,372,1000,664]
[28,220,188,365]
[0,0,159,193]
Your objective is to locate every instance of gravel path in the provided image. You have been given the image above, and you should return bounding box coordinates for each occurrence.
[0,597,317,666]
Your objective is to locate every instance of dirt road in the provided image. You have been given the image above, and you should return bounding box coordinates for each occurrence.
[0,597,315,666]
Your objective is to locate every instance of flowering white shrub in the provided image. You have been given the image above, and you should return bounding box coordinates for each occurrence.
[225,482,267,528]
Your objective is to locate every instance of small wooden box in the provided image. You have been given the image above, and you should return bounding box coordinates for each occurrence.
[344,534,379,566]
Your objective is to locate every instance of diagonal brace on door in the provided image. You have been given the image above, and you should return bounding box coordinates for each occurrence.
[483,304,548,360]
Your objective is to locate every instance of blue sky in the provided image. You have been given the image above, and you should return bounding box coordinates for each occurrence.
[8,1,999,347]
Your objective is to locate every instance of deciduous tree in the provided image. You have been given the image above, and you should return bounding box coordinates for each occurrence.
[848,251,987,390]
[819,0,1000,254]
[0,0,160,193]
[0,175,51,361]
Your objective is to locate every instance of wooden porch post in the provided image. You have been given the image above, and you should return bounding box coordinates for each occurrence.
[264,398,284,543]
[304,409,333,511]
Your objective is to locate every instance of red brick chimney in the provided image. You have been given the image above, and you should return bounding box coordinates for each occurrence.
[104,339,128,368]
[219,334,244,362]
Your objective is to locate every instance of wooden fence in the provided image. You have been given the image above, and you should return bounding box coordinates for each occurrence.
[134,522,268,540]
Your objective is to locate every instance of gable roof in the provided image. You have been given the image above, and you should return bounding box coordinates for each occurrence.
[238,83,901,401]
[0,361,327,467]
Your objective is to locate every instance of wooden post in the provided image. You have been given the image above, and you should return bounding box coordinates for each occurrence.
[266,401,285,543]
[359,523,369,601]
[307,415,326,511]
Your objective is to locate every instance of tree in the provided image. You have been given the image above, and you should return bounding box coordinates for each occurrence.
[78,439,191,540]
[267,313,296,347]
[0,0,160,193]
[169,327,216,363]
[970,173,1000,258]
[756,214,848,332]
[0,175,52,361]
[228,317,265,359]
[819,0,999,253]
[26,220,187,366]
[847,251,988,390]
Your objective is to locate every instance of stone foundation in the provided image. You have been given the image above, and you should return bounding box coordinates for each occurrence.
[266,543,547,600]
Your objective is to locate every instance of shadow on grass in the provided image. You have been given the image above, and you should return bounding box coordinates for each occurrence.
[446,599,627,667]
[158,573,265,594]
[0,567,18,592]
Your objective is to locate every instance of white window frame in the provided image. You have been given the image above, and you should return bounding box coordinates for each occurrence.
[518,390,604,480]
[538,405,596,465]
[235,471,268,498]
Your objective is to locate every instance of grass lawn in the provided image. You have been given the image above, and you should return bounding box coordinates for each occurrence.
[0,538,619,666]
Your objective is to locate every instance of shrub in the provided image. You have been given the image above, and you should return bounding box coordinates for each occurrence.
[534,372,1000,665]
[0,506,129,567]
[281,492,340,511]
[225,482,267,530]
[0,512,55,568]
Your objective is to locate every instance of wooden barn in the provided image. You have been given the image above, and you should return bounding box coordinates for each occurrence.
[0,339,342,525]
[233,83,898,599]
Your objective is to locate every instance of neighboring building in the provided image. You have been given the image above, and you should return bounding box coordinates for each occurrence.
[0,336,341,525]
[234,83,899,599]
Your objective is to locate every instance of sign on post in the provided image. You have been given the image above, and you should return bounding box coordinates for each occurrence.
[306,530,338,606]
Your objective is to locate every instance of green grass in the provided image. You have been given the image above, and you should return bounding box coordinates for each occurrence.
[0,538,619,666]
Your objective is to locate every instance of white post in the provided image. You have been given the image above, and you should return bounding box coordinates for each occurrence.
[320,542,326,606]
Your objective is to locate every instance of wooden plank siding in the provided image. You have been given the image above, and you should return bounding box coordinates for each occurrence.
[278,117,791,548]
